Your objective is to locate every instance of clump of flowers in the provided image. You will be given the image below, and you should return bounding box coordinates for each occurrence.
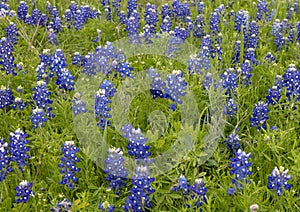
[250,101,269,130]
[58,141,81,189]
[172,175,208,211]
[224,128,241,151]
[228,149,252,194]
[0,138,12,182]
[50,198,72,211]
[9,129,30,172]
[268,166,292,196]
[104,147,128,195]
[15,180,34,203]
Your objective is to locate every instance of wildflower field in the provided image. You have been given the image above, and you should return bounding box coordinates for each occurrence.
[0,0,300,211]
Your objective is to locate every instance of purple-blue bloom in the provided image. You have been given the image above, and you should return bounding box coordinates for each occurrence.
[268,166,292,196]
[9,129,30,172]
[250,101,269,130]
[0,138,12,182]
[15,180,34,203]
[58,141,81,189]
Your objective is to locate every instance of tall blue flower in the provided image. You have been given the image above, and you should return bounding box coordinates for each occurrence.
[122,166,155,212]
[32,80,54,118]
[58,141,81,189]
[9,129,30,172]
[224,128,240,151]
[266,86,281,105]
[126,10,140,44]
[223,98,237,119]
[250,101,269,130]
[17,1,28,21]
[0,37,17,75]
[30,107,48,129]
[147,68,165,99]
[0,86,14,109]
[172,175,189,195]
[232,40,241,65]
[15,180,34,203]
[268,166,292,196]
[72,92,87,116]
[229,149,252,191]
[244,48,258,66]
[95,80,116,130]
[220,68,238,96]
[210,10,220,35]
[104,147,128,195]
[120,125,151,161]
[283,64,300,102]
[240,60,253,86]
[189,179,208,210]
[164,70,187,104]
[256,0,268,21]
[12,97,27,110]
[0,138,12,182]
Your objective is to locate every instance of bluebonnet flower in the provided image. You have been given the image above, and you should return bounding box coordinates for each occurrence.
[200,35,214,57]
[174,27,189,40]
[118,10,127,24]
[198,1,205,14]
[127,0,137,17]
[271,19,282,37]
[104,147,128,195]
[164,70,187,104]
[30,107,48,129]
[55,68,75,91]
[223,98,237,119]
[283,64,300,102]
[266,86,281,105]
[265,52,276,63]
[112,0,121,13]
[268,166,292,196]
[11,97,26,110]
[189,179,208,210]
[172,175,189,195]
[220,68,238,96]
[15,180,34,203]
[210,11,220,35]
[51,198,72,212]
[17,1,28,21]
[58,141,80,189]
[267,9,275,22]
[256,0,268,21]
[64,9,73,28]
[244,48,258,66]
[161,4,171,19]
[47,28,59,46]
[240,60,253,86]
[9,129,30,172]
[229,149,252,190]
[188,54,202,75]
[72,92,87,116]
[160,16,172,33]
[0,138,12,182]
[121,125,151,161]
[193,15,205,38]
[27,9,43,26]
[224,128,240,151]
[232,40,241,65]
[5,22,18,45]
[126,10,141,44]
[122,166,155,212]
[95,80,116,128]
[147,68,165,99]
[50,49,67,78]
[99,201,115,212]
[234,10,250,33]
[0,37,17,75]
[227,187,235,195]
[32,80,54,118]
[274,33,287,50]
[74,9,85,30]
[115,62,134,78]
[172,175,208,211]
[144,3,158,35]
[202,72,213,90]
[39,49,52,67]
[0,86,14,109]
[72,52,83,66]
[250,101,269,130]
